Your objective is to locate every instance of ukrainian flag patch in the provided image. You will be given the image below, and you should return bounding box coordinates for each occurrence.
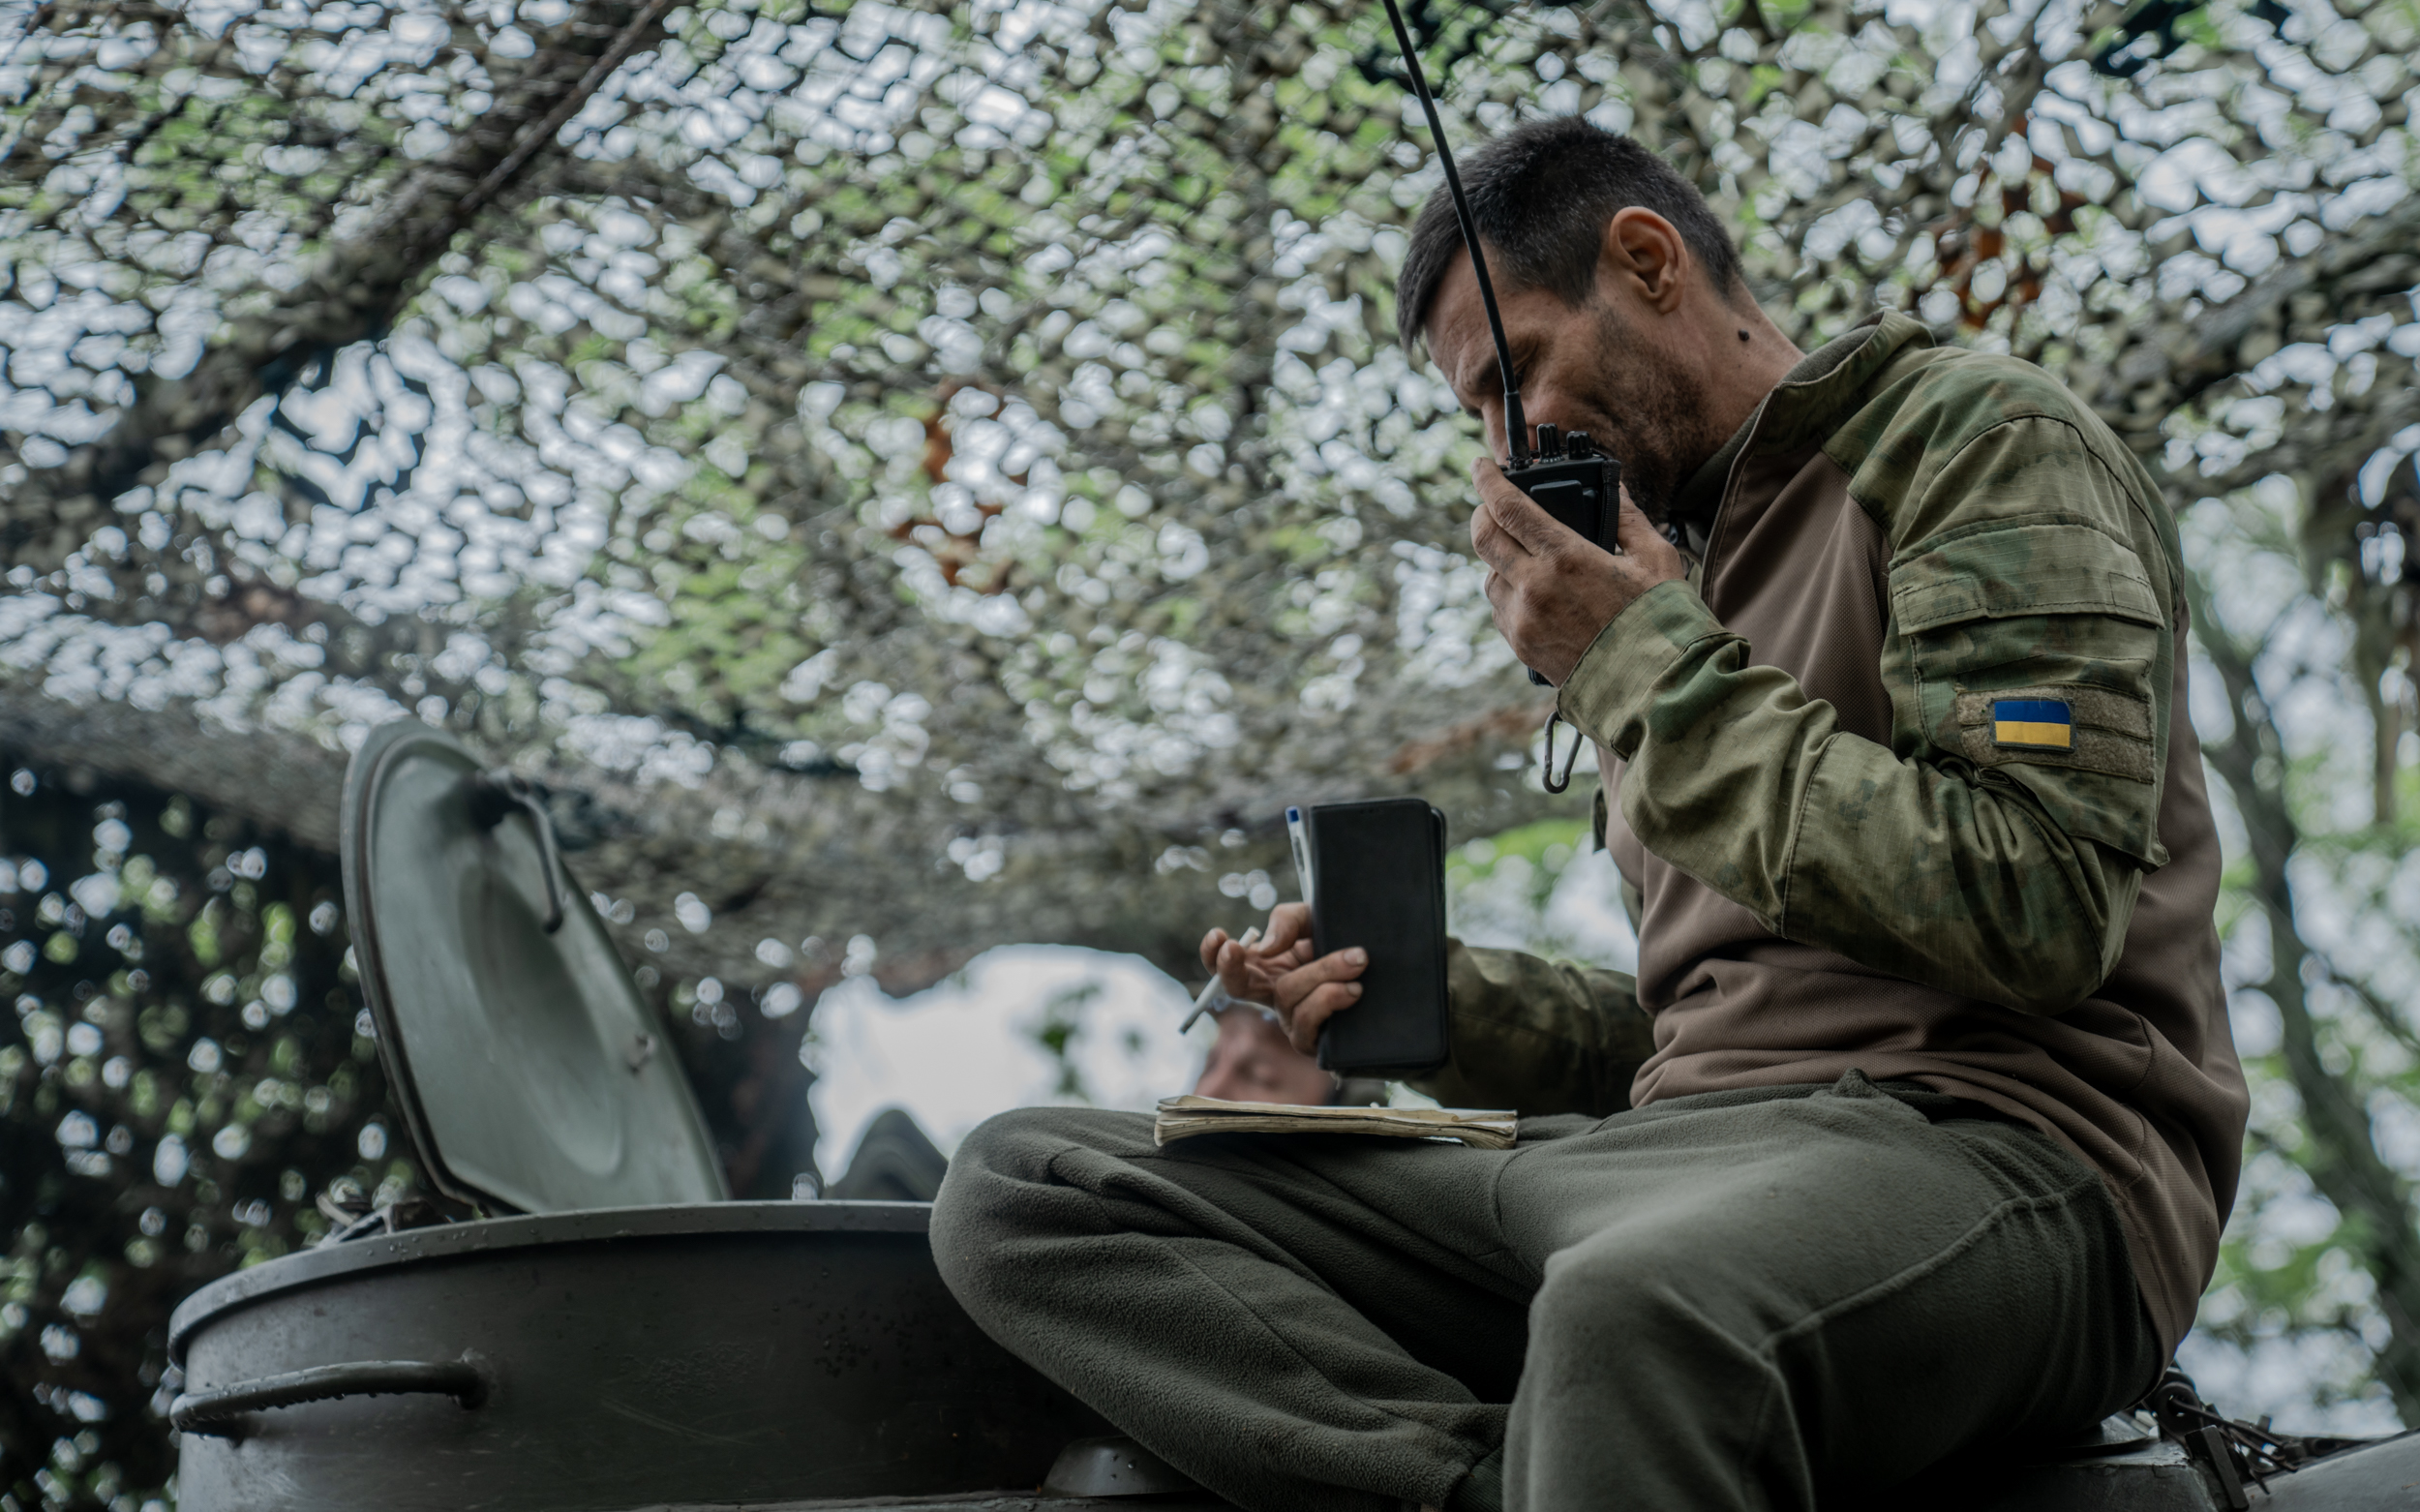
[1992,699,2073,751]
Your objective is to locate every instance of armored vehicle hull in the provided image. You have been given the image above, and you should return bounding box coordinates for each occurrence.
[168,1201,1109,1512]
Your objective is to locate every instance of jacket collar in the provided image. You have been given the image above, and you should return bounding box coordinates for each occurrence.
[1669,310,1934,539]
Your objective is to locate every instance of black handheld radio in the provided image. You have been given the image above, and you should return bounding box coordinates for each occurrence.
[1377,0,1611,787]
[1376,0,1622,556]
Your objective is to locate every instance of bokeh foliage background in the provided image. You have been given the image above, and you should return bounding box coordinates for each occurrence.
[3,0,2419,1502]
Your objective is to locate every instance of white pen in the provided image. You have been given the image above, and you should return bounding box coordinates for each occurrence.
[1286,805,1316,906]
[1180,924,1260,1034]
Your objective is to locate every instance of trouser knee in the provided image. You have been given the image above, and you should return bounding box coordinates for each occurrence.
[931,1110,1042,1282]
[929,1105,1130,1308]
[1524,1240,1742,1387]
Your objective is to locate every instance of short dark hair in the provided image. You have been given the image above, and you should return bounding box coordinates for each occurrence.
[1396,117,1744,352]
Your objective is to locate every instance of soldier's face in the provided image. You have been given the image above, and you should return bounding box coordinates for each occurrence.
[1194,1007,1336,1105]
[1426,248,1722,525]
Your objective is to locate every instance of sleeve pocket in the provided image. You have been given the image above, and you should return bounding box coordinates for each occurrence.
[1891,516,2164,633]
[1891,519,2171,870]
[1951,682,2157,786]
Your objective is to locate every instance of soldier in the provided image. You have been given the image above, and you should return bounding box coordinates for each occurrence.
[1194,997,1392,1108]
[932,119,2248,1511]
[1193,999,1347,1105]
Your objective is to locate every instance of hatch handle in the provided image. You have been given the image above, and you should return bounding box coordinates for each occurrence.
[468,769,567,933]
[170,1356,489,1438]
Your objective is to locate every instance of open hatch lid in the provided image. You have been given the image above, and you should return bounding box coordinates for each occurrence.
[340,719,728,1214]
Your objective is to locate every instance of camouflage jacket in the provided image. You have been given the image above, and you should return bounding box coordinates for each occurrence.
[1409,312,2246,1351]
[1420,309,2181,1097]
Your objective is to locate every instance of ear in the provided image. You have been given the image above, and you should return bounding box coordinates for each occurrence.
[1599,208,1690,315]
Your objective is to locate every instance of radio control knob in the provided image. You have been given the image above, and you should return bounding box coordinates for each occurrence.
[1535,423,1559,456]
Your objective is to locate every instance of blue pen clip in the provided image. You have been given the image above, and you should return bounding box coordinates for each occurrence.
[1286,805,1316,905]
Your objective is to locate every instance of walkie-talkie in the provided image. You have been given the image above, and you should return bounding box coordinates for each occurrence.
[1377,0,1623,559]
[1378,0,1609,787]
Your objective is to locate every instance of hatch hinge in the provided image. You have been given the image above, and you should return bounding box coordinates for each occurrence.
[466,769,569,933]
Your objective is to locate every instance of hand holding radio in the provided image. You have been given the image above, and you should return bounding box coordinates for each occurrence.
[1373,0,1683,715]
[1471,457,1685,686]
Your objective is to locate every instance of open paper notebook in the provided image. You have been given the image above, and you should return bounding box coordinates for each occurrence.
[1153,1095,1517,1150]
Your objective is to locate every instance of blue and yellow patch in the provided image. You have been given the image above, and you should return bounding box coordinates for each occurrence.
[1992,699,2072,751]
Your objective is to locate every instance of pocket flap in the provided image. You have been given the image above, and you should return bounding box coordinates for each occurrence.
[1891,521,2163,635]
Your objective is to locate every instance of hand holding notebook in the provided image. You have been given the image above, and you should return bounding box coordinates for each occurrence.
[1196,904,1355,1048]
[1192,799,1451,1077]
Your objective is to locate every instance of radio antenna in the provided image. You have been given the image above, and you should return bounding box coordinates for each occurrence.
[1379,0,1529,467]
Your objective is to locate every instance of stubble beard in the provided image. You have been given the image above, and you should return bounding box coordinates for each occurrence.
[1591,303,1725,529]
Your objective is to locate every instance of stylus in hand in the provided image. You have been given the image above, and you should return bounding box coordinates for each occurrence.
[1180,925,1261,1033]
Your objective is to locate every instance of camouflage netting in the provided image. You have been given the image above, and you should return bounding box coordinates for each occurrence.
[5,0,2420,1501]
[0,767,380,1508]
[9,0,2408,989]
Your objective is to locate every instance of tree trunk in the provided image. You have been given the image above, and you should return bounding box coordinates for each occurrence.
[2185,562,2420,1421]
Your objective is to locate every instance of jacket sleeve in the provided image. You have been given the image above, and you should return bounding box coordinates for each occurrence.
[1556,416,2172,1015]
[1405,940,1655,1116]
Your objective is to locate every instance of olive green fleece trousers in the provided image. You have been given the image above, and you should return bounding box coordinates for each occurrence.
[930,1071,2159,1512]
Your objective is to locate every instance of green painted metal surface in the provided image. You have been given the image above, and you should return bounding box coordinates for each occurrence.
[340,719,727,1214]
[168,1203,1111,1510]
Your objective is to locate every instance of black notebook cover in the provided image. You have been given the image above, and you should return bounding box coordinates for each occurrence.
[1306,798,1449,1076]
